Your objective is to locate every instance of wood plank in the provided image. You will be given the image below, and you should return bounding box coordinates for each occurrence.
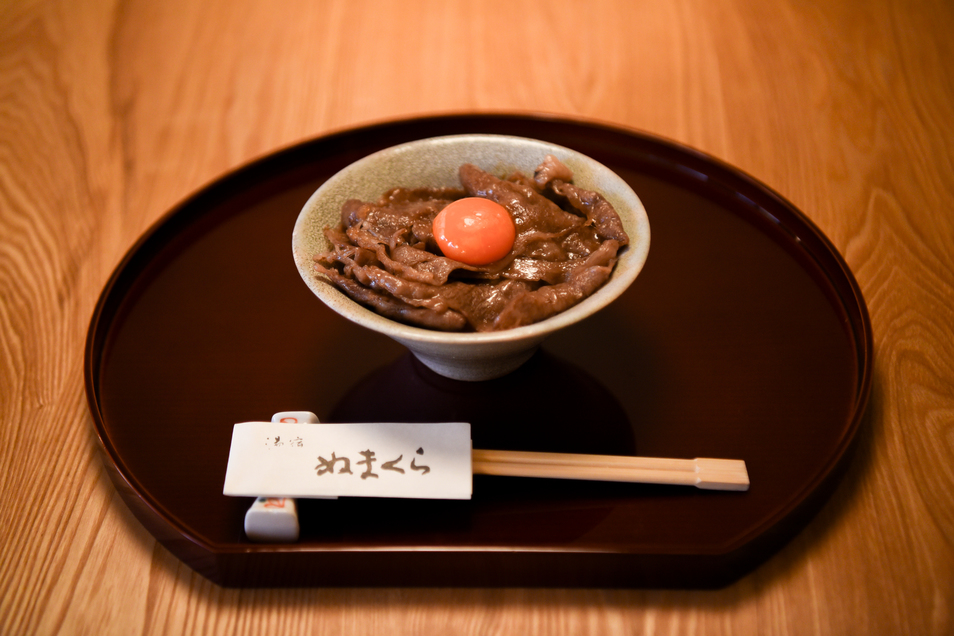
[1,0,952,633]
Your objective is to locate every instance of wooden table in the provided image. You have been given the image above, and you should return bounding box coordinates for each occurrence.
[2,0,952,633]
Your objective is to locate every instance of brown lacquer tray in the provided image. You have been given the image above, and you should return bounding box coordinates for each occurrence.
[85,115,872,588]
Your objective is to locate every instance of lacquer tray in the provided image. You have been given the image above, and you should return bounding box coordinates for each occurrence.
[85,114,872,588]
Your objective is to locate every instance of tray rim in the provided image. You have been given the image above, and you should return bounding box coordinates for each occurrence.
[84,112,874,584]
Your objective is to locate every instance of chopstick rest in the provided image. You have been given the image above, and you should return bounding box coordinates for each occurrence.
[242,411,320,542]
[271,411,320,424]
[244,496,300,542]
[243,412,359,541]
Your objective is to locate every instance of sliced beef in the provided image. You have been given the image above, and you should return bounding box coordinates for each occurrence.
[313,155,630,332]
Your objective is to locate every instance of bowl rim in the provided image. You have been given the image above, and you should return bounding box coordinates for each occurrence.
[292,133,651,344]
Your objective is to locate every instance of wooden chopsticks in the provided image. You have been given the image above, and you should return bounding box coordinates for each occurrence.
[471,449,749,491]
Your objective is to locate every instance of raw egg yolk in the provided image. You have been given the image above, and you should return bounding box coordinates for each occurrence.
[433,197,516,265]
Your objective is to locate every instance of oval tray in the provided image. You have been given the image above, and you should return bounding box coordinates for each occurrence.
[85,114,872,588]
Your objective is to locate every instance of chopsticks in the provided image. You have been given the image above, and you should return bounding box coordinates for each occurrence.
[471,449,750,491]
[242,412,751,542]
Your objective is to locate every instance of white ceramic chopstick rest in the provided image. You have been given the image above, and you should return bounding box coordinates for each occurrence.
[242,411,319,543]
[271,411,319,424]
[244,496,300,542]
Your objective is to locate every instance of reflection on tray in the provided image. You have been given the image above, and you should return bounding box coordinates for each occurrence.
[330,350,636,458]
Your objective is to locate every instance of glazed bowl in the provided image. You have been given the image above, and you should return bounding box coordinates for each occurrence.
[292,134,650,381]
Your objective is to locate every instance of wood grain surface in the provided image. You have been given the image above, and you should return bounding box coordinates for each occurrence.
[1,0,952,634]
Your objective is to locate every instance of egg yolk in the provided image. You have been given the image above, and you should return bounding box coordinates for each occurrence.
[433,197,516,265]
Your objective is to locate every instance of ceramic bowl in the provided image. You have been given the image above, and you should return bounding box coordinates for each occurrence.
[292,134,650,381]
